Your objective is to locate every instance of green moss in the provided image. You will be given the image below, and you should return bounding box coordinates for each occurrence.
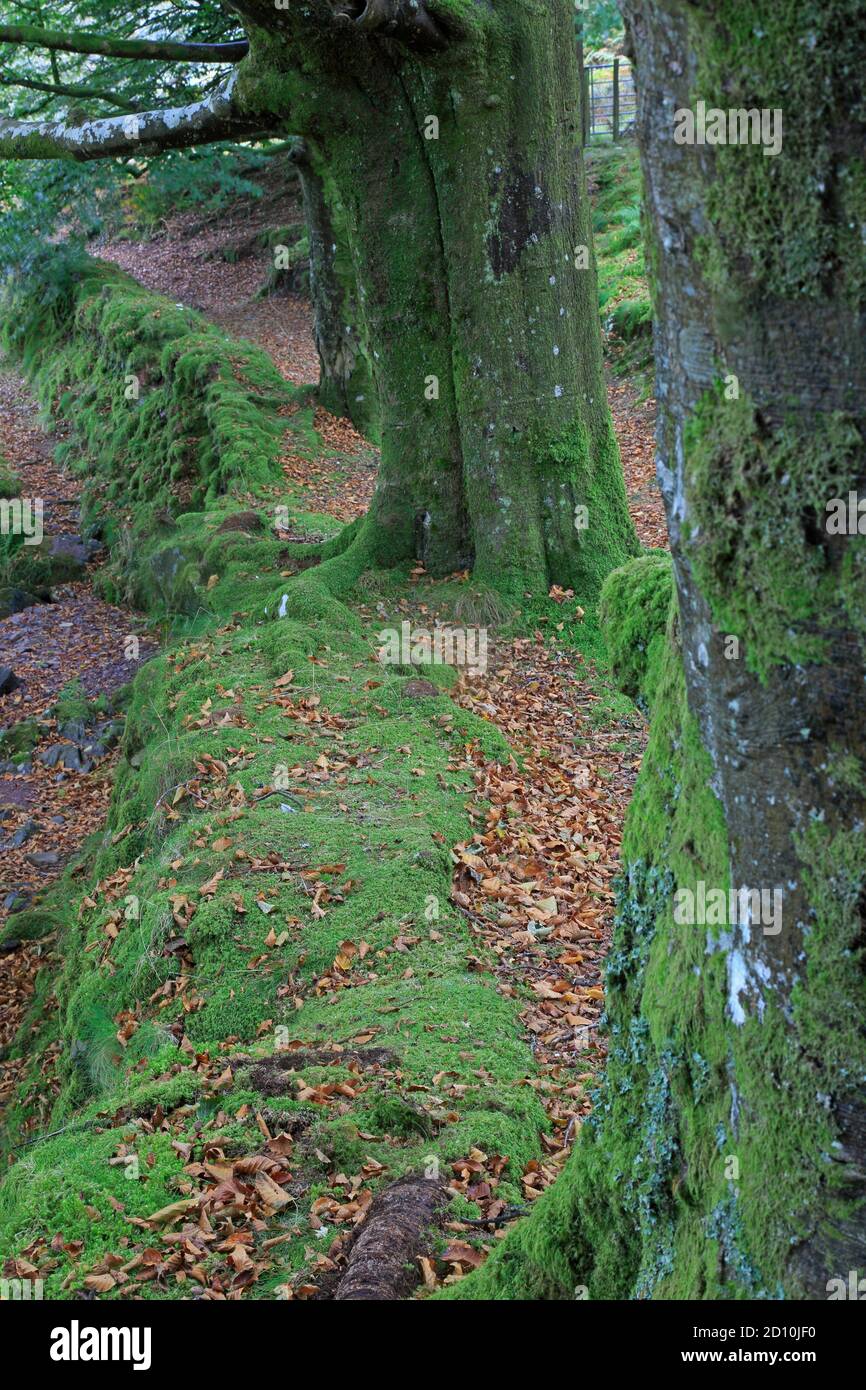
[599,551,673,709]
[0,568,552,1281]
[1,245,295,605]
[0,488,551,1288]
[688,0,866,307]
[683,387,864,679]
[0,533,83,596]
[587,144,653,384]
[0,717,40,761]
[0,453,21,499]
[52,679,92,725]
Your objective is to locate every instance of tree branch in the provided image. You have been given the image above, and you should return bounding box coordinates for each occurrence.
[0,72,141,113]
[0,22,249,63]
[0,74,273,161]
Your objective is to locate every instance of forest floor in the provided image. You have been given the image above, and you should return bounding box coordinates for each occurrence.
[98,210,664,1163]
[0,175,666,1292]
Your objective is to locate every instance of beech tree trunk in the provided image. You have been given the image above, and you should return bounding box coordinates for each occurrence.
[234,0,637,590]
[293,142,377,435]
[0,1,638,593]
[621,0,866,1295]
[454,0,866,1300]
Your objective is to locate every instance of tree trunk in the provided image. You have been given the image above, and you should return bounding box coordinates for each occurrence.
[235,1,638,590]
[0,1,637,593]
[622,0,866,1297]
[452,0,866,1300]
[293,142,377,438]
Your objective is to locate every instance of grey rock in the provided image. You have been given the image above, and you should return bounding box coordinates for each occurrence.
[47,535,89,569]
[149,544,201,615]
[4,891,32,912]
[10,818,39,849]
[0,587,40,618]
[57,719,88,743]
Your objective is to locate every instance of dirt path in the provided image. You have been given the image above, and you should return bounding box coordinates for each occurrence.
[98,206,318,388]
[449,638,644,1174]
[0,365,156,1102]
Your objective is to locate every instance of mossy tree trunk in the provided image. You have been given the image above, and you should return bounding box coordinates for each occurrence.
[624,0,866,1295]
[234,0,637,590]
[292,142,377,436]
[0,1,638,594]
[454,0,866,1300]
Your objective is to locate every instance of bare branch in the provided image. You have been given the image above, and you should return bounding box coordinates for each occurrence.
[0,72,141,113]
[0,73,273,161]
[0,22,249,63]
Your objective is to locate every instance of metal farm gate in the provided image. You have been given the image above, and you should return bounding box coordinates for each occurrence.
[581,60,637,143]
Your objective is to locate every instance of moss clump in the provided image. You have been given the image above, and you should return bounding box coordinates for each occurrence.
[0,717,40,761]
[0,533,82,597]
[0,247,388,624]
[1,245,291,560]
[599,551,673,710]
[0,570,551,1291]
[0,337,554,1296]
[587,144,653,385]
[51,679,93,725]
[683,387,865,679]
[690,0,866,307]
[0,454,21,499]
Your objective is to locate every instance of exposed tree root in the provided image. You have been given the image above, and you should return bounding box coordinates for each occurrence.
[332,1175,447,1301]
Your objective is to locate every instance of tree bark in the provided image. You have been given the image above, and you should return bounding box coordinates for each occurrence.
[0,23,249,63]
[333,1175,446,1300]
[229,0,638,589]
[292,143,377,436]
[455,0,866,1301]
[0,74,267,160]
[619,0,866,1296]
[0,73,141,113]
